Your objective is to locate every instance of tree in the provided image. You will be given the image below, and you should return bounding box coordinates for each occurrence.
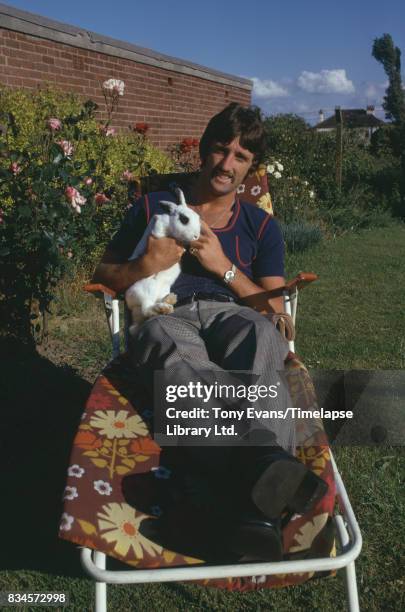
[372,34,405,218]
[372,34,405,124]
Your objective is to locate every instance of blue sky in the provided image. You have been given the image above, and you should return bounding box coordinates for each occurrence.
[3,0,404,123]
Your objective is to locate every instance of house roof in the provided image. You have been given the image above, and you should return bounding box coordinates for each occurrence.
[314,109,385,129]
[0,2,252,90]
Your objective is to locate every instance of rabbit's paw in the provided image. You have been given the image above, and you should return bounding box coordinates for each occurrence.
[163,293,177,305]
[154,301,175,315]
[145,302,174,317]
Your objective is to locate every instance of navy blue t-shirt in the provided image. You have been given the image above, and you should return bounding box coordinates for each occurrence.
[108,191,284,300]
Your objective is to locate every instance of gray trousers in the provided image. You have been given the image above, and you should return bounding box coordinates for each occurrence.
[129,300,296,464]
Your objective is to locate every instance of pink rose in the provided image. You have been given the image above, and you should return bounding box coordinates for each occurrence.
[65,186,86,213]
[47,117,61,131]
[57,140,74,157]
[95,192,110,205]
[65,186,76,200]
[84,177,93,186]
[9,162,21,175]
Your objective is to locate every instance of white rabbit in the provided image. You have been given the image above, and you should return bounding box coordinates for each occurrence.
[125,188,201,335]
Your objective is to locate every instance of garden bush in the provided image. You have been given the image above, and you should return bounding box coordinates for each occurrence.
[266,160,320,227]
[0,84,173,339]
[318,183,394,234]
[264,113,401,232]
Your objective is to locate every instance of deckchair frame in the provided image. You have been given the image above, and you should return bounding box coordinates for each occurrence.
[79,278,362,612]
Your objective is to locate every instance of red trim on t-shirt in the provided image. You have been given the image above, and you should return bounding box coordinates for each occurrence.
[235,235,251,267]
[257,214,270,240]
[214,199,241,233]
[144,194,150,224]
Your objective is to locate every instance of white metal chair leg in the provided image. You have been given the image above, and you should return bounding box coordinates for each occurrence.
[103,295,121,359]
[335,516,360,612]
[344,559,360,612]
[94,551,107,612]
[283,289,296,353]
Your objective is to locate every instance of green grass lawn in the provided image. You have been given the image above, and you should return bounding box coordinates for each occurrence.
[1,223,404,611]
[285,223,405,370]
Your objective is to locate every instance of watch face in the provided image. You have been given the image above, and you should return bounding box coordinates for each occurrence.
[224,270,235,283]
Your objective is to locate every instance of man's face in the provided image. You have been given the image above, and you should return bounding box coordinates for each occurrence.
[201,136,255,197]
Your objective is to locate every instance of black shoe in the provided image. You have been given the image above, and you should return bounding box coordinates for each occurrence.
[251,455,328,518]
[223,511,283,561]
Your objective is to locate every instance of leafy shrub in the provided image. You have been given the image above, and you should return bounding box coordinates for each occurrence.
[267,167,319,226]
[280,222,322,253]
[319,184,394,234]
[167,138,200,172]
[264,113,401,231]
[0,84,173,339]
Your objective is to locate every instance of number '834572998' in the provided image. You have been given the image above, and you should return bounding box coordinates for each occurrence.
[0,592,68,607]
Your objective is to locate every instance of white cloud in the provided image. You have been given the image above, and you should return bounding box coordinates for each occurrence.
[364,81,387,100]
[251,77,289,98]
[297,69,355,94]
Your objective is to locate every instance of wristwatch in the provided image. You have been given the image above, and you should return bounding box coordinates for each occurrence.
[223,263,237,284]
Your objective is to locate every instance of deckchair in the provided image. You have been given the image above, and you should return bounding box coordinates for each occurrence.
[59,166,362,611]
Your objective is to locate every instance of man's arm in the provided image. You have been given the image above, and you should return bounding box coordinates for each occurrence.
[188,221,285,312]
[210,260,285,313]
[91,236,186,294]
[254,276,285,313]
[214,268,285,313]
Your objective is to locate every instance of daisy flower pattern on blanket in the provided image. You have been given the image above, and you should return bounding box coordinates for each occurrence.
[98,503,162,558]
[89,410,147,439]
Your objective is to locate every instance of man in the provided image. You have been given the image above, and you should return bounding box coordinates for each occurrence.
[92,103,327,560]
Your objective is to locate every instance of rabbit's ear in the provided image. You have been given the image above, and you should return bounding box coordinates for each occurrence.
[175,187,187,207]
[159,200,175,214]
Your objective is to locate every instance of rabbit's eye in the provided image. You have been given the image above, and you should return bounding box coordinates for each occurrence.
[179,214,189,225]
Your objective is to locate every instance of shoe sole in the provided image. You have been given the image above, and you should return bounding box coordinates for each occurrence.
[252,459,328,518]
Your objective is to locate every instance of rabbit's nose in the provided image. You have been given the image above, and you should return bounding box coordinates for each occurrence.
[193,234,199,240]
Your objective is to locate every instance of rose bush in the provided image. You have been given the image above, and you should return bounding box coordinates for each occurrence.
[168,137,200,172]
[0,85,173,340]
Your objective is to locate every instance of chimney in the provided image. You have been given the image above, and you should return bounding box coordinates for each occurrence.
[318,109,324,123]
[366,105,375,116]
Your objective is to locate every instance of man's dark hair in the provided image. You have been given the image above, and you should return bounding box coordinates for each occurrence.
[199,102,266,171]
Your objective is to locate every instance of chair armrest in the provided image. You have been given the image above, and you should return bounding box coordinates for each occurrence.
[84,283,119,299]
[240,273,318,314]
[83,273,318,304]
[285,272,318,293]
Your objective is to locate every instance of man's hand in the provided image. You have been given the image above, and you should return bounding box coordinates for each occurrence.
[145,235,185,273]
[189,220,231,277]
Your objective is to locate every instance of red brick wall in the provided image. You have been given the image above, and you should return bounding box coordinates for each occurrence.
[0,28,251,150]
